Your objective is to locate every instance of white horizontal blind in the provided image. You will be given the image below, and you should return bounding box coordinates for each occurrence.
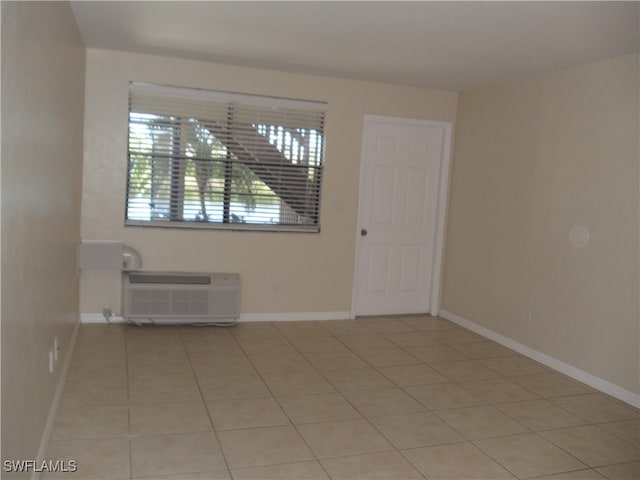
[126,83,326,231]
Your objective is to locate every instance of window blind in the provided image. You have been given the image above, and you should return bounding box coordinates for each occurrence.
[126,82,327,232]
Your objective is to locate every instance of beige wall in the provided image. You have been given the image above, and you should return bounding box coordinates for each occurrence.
[443,53,639,395]
[79,49,457,317]
[1,1,85,468]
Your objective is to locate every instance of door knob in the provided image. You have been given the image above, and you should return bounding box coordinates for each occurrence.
[361,229,368,236]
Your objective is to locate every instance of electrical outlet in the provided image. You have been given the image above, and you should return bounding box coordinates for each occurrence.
[54,337,59,362]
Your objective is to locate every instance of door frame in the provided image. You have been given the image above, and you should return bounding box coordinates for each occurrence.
[351,115,453,318]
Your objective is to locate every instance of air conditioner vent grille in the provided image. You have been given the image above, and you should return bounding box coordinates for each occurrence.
[128,273,211,285]
[129,289,211,316]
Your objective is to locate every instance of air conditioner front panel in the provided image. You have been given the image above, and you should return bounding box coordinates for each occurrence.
[209,288,240,317]
[123,273,240,322]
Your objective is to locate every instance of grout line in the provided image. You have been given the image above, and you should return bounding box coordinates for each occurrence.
[227,322,330,474]
[124,326,134,480]
[180,328,234,477]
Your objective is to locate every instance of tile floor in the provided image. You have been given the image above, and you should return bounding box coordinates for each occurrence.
[46,316,639,479]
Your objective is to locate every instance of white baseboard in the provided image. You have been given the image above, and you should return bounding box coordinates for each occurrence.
[33,320,81,480]
[440,309,640,408]
[239,311,353,322]
[81,311,353,324]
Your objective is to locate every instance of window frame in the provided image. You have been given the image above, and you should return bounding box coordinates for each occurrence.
[125,82,327,233]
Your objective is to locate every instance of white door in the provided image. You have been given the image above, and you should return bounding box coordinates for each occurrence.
[353,116,451,316]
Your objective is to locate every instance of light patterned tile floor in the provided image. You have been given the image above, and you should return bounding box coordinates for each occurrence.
[46,316,639,479]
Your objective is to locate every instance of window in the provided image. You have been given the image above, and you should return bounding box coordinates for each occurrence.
[126,83,326,232]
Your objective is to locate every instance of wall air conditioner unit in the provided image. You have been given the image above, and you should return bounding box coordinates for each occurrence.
[123,272,240,324]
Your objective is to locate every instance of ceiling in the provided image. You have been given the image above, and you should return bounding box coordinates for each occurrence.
[70,1,639,91]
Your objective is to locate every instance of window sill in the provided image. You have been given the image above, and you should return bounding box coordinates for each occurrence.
[124,220,320,233]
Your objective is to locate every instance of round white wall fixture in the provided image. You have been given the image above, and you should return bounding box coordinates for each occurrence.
[569,225,590,248]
